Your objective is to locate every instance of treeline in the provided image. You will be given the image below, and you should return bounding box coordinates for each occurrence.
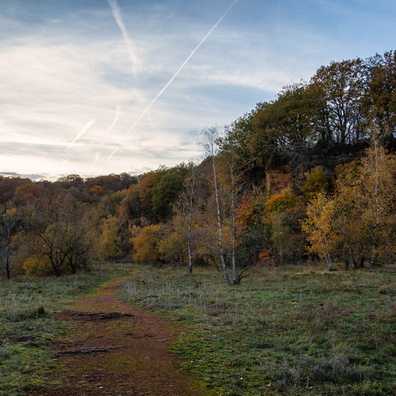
[1,51,395,281]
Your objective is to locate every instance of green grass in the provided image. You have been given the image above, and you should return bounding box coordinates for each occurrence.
[121,265,396,396]
[0,263,129,396]
[1,263,394,395]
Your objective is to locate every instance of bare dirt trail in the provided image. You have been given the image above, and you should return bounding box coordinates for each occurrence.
[29,274,211,396]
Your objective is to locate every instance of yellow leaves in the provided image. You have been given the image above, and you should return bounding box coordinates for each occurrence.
[265,189,298,214]
[303,141,396,267]
[5,207,17,217]
[158,232,184,263]
[303,167,329,200]
[302,193,335,264]
[99,216,123,261]
[131,224,164,263]
[23,255,52,276]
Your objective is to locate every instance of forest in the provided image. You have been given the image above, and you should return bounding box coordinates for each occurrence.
[1,50,396,281]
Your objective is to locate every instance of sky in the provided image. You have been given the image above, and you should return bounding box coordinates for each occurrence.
[1,0,395,181]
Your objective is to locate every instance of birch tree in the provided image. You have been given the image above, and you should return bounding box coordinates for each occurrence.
[173,162,198,273]
[219,133,252,284]
[201,127,231,284]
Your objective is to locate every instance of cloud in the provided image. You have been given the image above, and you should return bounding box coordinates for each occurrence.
[67,119,96,150]
[2,0,396,180]
[105,0,239,161]
[107,0,138,79]
[0,171,49,181]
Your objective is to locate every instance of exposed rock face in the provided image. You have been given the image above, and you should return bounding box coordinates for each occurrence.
[266,166,292,194]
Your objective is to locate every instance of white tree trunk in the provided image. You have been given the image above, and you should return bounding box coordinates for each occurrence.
[212,155,230,284]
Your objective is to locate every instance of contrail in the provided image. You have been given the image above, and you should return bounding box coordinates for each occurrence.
[105,104,121,135]
[106,0,239,162]
[92,105,121,171]
[108,0,137,78]
[67,119,96,151]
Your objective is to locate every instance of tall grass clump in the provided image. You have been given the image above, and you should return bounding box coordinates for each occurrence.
[122,264,396,395]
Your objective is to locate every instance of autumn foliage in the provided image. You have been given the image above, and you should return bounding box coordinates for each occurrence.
[1,51,396,278]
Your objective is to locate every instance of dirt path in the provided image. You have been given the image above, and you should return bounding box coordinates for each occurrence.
[30,275,211,396]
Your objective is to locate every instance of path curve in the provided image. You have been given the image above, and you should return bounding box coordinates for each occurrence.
[29,275,210,396]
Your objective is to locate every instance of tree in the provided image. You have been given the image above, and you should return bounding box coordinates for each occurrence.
[151,170,185,220]
[302,193,336,270]
[31,221,90,276]
[0,176,32,205]
[303,167,329,200]
[223,110,263,185]
[330,137,396,268]
[138,171,159,221]
[310,58,367,145]
[366,51,396,142]
[172,162,200,273]
[0,206,23,278]
[23,196,95,276]
[331,163,371,269]
[56,174,84,187]
[264,189,305,265]
[255,83,320,155]
[201,127,231,284]
[13,183,49,206]
[349,138,396,265]
[303,137,396,269]
[120,184,142,225]
[98,190,126,217]
[158,225,185,265]
[99,216,124,261]
[131,224,164,264]
[274,83,325,173]
[219,133,252,283]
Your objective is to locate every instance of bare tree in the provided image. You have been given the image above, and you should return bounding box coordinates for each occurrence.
[172,161,199,273]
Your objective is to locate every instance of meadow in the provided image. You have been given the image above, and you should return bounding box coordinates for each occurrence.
[0,263,395,395]
[0,264,127,396]
[122,264,396,395]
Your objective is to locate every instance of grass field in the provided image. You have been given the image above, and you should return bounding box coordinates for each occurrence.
[1,263,395,395]
[122,264,396,396]
[0,263,128,396]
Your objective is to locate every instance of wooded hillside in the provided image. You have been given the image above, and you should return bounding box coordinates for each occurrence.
[1,51,396,280]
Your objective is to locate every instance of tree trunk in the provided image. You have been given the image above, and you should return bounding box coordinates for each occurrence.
[230,153,238,285]
[186,171,195,274]
[212,155,230,285]
[5,246,11,279]
[187,237,193,274]
[370,136,380,267]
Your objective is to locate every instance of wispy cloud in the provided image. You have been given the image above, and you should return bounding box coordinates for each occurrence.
[1,0,395,180]
[106,0,239,162]
[91,104,121,173]
[107,0,138,80]
[67,119,96,150]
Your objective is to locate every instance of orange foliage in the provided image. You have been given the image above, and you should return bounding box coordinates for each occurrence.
[89,185,103,196]
[265,188,298,213]
[235,198,257,228]
[303,167,329,200]
[258,250,272,265]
